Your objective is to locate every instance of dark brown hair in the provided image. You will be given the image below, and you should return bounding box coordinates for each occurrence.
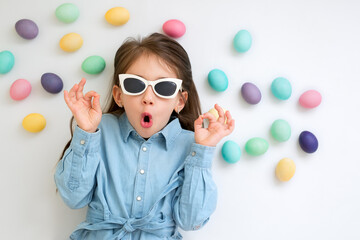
[60,33,201,160]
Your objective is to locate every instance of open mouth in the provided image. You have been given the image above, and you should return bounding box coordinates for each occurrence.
[141,112,153,128]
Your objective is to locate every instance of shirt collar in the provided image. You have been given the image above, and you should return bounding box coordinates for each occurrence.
[118,113,183,150]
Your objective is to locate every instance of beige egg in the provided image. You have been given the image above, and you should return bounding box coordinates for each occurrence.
[208,107,227,123]
[275,158,296,181]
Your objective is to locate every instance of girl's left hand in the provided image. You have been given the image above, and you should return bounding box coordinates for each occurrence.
[194,104,235,147]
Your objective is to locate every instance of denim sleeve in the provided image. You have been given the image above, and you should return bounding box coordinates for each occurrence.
[55,125,101,209]
[172,143,218,231]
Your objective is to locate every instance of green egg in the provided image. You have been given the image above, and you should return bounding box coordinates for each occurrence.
[233,30,252,53]
[0,50,15,74]
[208,69,228,92]
[245,137,269,156]
[82,56,106,74]
[271,77,292,100]
[55,3,80,23]
[271,119,291,142]
[221,140,241,164]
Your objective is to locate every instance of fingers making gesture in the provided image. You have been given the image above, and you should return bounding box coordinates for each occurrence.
[64,78,102,133]
[194,104,235,147]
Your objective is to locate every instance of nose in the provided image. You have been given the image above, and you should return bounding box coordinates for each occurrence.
[142,86,155,105]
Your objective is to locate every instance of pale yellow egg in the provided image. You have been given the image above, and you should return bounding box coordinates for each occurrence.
[22,113,46,133]
[105,7,130,26]
[275,158,296,181]
[208,107,227,123]
[59,33,83,52]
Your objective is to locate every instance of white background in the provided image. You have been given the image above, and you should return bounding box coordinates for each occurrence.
[1,0,359,239]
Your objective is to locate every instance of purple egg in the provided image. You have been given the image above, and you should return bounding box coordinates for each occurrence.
[41,73,63,94]
[15,19,39,39]
[241,82,262,104]
[299,131,318,153]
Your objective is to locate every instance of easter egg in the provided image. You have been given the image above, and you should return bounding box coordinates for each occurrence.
[271,77,292,100]
[22,113,46,133]
[208,107,227,123]
[41,73,63,94]
[208,69,228,92]
[55,3,80,23]
[0,50,15,74]
[299,131,318,153]
[82,56,106,74]
[241,82,261,104]
[275,158,296,181]
[245,137,269,156]
[15,19,39,39]
[10,79,32,100]
[233,30,252,53]
[299,90,322,108]
[271,119,291,142]
[221,140,241,164]
[105,7,130,26]
[59,33,83,52]
[162,19,186,38]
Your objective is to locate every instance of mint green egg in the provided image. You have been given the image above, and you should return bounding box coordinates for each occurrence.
[271,119,291,142]
[82,56,106,74]
[221,140,241,164]
[271,77,292,100]
[208,69,228,92]
[0,50,15,74]
[233,30,252,53]
[245,137,269,156]
[55,3,80,23]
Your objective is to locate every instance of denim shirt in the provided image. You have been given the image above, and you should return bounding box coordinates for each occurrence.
[55,113,217,240]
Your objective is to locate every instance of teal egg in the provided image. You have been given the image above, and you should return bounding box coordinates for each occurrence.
[233,30,252,53]
[245,137,269,156]
[221,140,241,164]
[208,69,228,92]
[271,119,291,142]
[0,50,15,74]
[271,77,292,100]
[55,3,80,23]
[82,56,106,74]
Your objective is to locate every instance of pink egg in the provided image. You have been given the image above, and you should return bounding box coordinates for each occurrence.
[10,79,32,100]
[299,90,322,108]
[162,19,186,38]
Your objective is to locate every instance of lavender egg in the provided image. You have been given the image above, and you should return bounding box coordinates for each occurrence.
[299,131,318,153]
[241,82,261,104]
[15,19,39,39]
[41,73,63,94]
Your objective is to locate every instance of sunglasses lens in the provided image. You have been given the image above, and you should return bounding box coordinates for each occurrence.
[124,78,146,94]
[154,81,177,97]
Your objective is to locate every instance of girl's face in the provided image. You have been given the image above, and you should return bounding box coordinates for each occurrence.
[113,53,188,139]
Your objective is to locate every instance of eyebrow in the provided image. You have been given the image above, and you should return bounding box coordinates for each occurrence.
[128,74,172,80]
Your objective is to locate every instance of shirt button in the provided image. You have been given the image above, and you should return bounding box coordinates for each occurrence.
[80,140,85,145]
[140,169,145,175]
[191,151,196,156]
[136,196,142,201]
[142,147,147,152]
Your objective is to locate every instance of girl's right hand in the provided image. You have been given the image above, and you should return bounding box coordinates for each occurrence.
[64,78,102,133]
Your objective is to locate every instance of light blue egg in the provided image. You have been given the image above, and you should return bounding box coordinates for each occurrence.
[271,77,292,100]
[233,30,252,53]
[221,140,241,164]
[208,69,228,92]
[0,50,15,74]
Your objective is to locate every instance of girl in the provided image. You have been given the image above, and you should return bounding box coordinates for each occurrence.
[55,33,235,240]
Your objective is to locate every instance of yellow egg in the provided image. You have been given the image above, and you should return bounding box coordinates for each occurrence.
[59,33,83,52]
[105,7,130,26]
[208,107,227,123]
[22,113,46,133]
[275,158,296,181]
